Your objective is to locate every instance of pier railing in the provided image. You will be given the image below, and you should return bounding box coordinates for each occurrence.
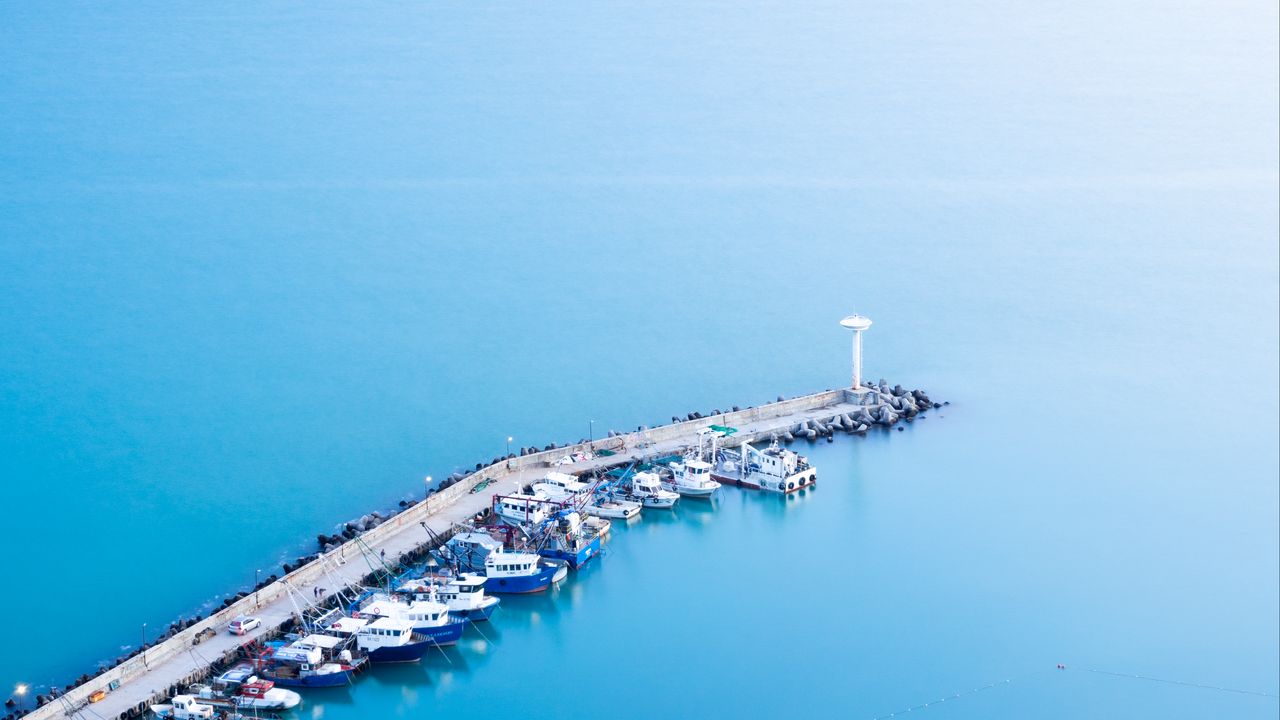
[29,388,855,719]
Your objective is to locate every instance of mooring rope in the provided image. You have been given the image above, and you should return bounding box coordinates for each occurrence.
[868,672,1034,720]
[1074,666,1279,699]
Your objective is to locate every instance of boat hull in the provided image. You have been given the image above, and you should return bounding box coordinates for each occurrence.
[671,485,718,498]
[412,617,467,646]
[453,597,500,621]
[755,468,817,493]
[367,638,432,663]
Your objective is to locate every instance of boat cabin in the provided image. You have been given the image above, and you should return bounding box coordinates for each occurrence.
[632,471,663,494]
[357,618,415,650]
[485,550,540,577]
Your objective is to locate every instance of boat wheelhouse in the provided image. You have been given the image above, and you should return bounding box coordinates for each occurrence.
[436,530,504,572]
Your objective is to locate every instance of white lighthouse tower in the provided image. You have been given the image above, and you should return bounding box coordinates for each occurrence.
[839,313,872,391]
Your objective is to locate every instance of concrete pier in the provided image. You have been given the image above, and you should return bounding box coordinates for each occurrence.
[27,386,911,720]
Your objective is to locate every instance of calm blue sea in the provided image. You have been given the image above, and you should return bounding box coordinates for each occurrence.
[1,2,1276,718]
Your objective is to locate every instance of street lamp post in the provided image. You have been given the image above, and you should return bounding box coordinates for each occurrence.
[506,436,513,468]
[141,622,148,668]
[589,419,594,444]
[254,568,261,608]
[424,475,432,500]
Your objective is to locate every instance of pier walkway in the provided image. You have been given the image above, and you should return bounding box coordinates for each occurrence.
[38,388,869,720]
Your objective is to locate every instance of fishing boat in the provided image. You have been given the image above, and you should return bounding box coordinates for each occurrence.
[251,637,362,688]
[535,510,604,569]
[493,488,553,525]
[584,496,641,520]
[399,572,501,621]
[351,617,434,663]
[625,471,679,508]
[535,471,595,505]
[190,666,301,711]
[663,457,721,497]
[150,695,216,719]
[435,530,504,572]
[713,439,816,493]
[350,593,467,645]
[482,546,567,593]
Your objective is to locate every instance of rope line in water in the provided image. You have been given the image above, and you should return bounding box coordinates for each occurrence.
[1076,667,1280,699]
[869,673,1032,720]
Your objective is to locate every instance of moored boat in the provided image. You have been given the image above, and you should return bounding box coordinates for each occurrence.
[251,637,362,688]
[350,592,467,646]
[584,496,641,520]
[663,457,721,497]
[535,510,604,569]
[481,547,566,593]
[191,666,301,711]
[493,488,553,525]
[435,531,503,573]
[713,439,815,493]
[625,471,679,508]
[353,617,434,663]
[399,572,501,621]
[150,695,216,719]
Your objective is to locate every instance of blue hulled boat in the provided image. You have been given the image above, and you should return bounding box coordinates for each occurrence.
[536,510,603,570]
[354,617,433,663]
[482,547,567,593]
[252,637,363,687]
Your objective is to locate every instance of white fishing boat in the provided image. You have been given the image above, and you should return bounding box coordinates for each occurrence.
[713,439,816,493]
[150,695,215,720]
[531,482,589,509]
[493,488,553,525]
[585,496,642,520]
[626,471,679,508]
[663,457,720,497]
[538,471,595,503]
[399,572,501,621]
[351,592,467,645]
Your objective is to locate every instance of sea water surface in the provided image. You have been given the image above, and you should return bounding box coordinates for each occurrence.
[1,1,1277,718]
